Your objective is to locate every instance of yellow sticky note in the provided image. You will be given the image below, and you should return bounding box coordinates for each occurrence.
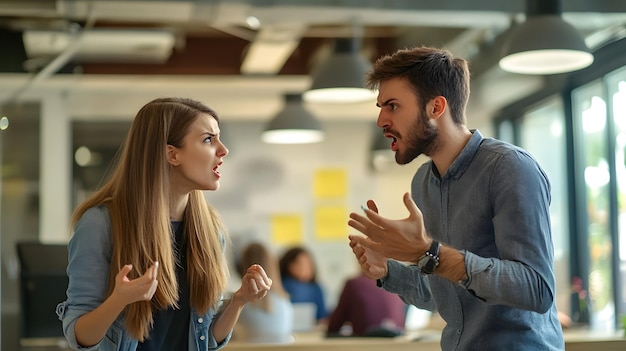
[314,169,347,199]
[314,205,348,240]
[270,214,303,245]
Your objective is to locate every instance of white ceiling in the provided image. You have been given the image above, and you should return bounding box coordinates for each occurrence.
[0,0,625,123]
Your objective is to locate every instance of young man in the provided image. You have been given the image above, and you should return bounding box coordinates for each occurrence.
[348,47,564,350]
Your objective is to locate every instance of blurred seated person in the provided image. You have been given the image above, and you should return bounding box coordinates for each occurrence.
[327,272,406,337]
[234,242,294,343]
[279,246,328,322]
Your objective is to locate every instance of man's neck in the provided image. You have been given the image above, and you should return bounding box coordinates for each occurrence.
[430,126,472,177]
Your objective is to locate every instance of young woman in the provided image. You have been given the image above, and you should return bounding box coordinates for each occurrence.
[234,242,293,343]
[56,97,272,351]
[279,246,328,322]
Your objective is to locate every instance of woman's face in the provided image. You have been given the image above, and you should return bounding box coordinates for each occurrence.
[168,113,229,193]
[289,252,314,282]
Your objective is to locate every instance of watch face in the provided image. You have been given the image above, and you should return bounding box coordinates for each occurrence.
[418,254,439,274]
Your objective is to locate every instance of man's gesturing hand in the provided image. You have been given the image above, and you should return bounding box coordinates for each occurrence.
[348,192,429,264]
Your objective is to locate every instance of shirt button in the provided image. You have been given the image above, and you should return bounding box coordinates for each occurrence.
[200,335,206,341]
[198,318,204,323]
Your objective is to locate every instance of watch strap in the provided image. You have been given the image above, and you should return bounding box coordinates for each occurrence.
[428,240,441,257]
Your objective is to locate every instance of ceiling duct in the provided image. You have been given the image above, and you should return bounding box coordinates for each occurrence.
[22,29,176,64]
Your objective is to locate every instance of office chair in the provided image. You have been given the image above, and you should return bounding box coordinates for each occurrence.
[16,241,68,339]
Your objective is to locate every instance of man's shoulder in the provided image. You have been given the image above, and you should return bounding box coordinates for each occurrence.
[476,137,539,166]
[478,137,519,154]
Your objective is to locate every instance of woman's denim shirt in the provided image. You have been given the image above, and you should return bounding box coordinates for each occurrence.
[56,206,231,351]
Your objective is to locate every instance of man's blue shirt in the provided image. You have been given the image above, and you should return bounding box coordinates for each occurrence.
[380,130,565,350]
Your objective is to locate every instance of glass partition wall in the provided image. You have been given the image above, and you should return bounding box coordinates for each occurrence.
[517,98,571,318]
[606,67,626,327]
[496,63,626,332]
[572,81,615,330]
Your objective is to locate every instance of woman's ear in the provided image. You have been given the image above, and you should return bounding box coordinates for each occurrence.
[427,96,447,119]
[166,144,180,166]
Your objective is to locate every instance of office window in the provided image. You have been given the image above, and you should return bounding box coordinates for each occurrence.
[572,80,615,330]
[495,42,626,331]
[517,97,571,314]
[606,67,626,318]
[497,119,515,144]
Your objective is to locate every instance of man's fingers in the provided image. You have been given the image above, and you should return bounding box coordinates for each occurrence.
[349,212,386,243]
[403,192,422,220]
[348,235,363,253]
[348,213,368,232]
[362,206,390,232]
[366,199,379,213]
[349,234,381,252]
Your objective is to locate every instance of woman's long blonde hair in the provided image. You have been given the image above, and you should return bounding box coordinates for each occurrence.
[71,97,229,341]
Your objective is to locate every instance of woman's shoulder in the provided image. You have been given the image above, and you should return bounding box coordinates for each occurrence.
[77,205,110,226]
[71,205,112,247]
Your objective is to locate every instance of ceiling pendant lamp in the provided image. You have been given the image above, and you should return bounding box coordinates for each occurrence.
[499,0,594,75]
[303,37,375,103]
[261,93,324,144]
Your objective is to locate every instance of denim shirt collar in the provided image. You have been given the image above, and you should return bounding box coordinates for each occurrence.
[431,129,483,180]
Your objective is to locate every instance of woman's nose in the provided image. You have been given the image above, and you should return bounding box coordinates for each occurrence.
[219,142,229,157]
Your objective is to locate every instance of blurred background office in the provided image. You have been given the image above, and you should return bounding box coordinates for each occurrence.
[327,271,407,337]
[279,246,328,323]
[1,1,626,350]
[233,242,294,344]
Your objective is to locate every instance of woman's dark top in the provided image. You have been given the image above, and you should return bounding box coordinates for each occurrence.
[137,221,190,350]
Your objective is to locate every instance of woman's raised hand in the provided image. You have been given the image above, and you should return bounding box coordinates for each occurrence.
[112,261,159,305]
[235,264,272,304]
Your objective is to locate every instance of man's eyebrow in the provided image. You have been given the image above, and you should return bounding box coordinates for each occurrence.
[376,98,395,108]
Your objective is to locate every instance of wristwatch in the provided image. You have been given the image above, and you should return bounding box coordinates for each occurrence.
[416,241,441,275]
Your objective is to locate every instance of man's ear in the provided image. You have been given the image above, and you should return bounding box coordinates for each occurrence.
[166,144,180,166]
[427,96,447,119]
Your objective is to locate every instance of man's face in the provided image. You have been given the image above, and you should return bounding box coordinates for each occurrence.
[376,77,438,165]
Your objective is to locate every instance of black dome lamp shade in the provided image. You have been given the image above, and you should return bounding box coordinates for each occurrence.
[303,37,375,103]
[499,0,593,75]
[262,93,325,144]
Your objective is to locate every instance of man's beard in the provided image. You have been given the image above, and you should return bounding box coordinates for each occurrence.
[395,107,438,165]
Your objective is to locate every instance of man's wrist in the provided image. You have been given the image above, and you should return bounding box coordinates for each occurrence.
[413,240,434,265]
[375,260,390,287]
[416,241,441,275]
[434,247,468,283]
